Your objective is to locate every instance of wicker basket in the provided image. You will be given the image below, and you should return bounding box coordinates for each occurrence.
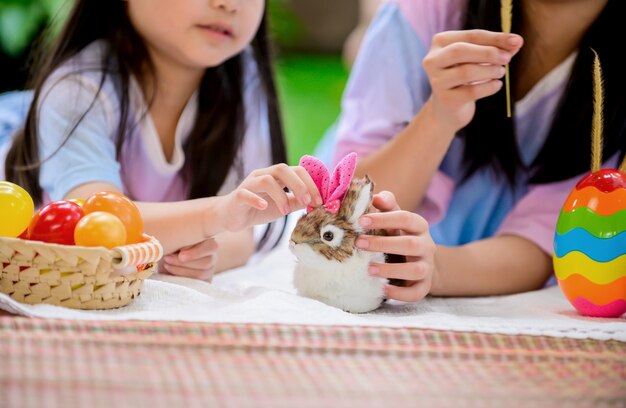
[0,235,163,310]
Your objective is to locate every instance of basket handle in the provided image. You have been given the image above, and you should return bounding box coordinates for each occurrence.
[111,235,164,269]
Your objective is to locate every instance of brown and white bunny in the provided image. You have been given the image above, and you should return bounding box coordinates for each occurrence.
[289,175,393,313]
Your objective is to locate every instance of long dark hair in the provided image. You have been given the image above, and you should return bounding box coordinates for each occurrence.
[5,0,286,206]
[460,0,625,186]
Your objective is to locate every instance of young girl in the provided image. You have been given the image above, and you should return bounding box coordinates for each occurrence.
[331,0,625,301]
[1,0,322,281]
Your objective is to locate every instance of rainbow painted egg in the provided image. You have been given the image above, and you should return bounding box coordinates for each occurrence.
[553,169,626,318]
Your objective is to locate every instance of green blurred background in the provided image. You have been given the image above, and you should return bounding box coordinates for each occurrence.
[276,54,347,164]
[0,0,364,164]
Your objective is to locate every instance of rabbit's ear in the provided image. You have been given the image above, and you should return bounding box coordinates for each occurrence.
[340,175,373,225]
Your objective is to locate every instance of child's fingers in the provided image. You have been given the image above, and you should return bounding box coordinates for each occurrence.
[453,79,503,102]
[247,164,323,209]
[372,191,401,212]
[427,42,512,71]
[234,188,268,210]
[356,234,433,258]
[253,174,295,214]
[267,164,323,208]
[369,260,430,281]
[432,29,522,52]
[440,63,505,89]
[268,164,311,207]
[176,238,218,262]
[359,210,428,234]
[162,263,215,281]
[286,194,303,212]
[293,166,323,206]
[165,253,217,271]
[385,280,431,302]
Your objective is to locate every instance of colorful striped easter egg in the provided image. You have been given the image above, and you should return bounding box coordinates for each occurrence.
[553,169,626,318]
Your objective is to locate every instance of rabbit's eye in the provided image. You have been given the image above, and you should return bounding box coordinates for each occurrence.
[320,224,344,248]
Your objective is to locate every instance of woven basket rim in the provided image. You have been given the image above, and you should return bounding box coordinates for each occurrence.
[0,234,158,250]
[0,234,163,269]
[1,235,117,254]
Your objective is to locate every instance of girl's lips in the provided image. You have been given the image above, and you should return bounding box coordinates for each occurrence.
[196,23,234,40]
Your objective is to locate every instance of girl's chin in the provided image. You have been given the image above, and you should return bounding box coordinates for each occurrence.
[179,56,231,70]
[188,50,241,69]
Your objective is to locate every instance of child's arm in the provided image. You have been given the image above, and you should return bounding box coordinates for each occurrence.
[345,30,522,211]
[65,164,323,255]
[358,191,552,300]
[355,101,458,211]
[431,236,552,297]
[65,183,259,281]
[66,181,225,254]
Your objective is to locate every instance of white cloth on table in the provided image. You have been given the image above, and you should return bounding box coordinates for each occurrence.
[1,213,624,342]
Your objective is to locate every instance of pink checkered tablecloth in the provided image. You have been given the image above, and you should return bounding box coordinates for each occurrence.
[1,311,624,407]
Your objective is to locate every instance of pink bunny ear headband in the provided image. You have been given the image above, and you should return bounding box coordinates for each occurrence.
[299,152,357,214]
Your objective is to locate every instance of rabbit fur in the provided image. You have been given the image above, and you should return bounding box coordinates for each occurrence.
[289,175,390,313]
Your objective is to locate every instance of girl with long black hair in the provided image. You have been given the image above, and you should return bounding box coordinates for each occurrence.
[2,0,322,281]
[331,0,624,300]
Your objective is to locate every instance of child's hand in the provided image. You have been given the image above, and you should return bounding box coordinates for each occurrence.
[161,238,219,281]
[215,164,323,233]
[422,29,523,132]
[356,191,437,302]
